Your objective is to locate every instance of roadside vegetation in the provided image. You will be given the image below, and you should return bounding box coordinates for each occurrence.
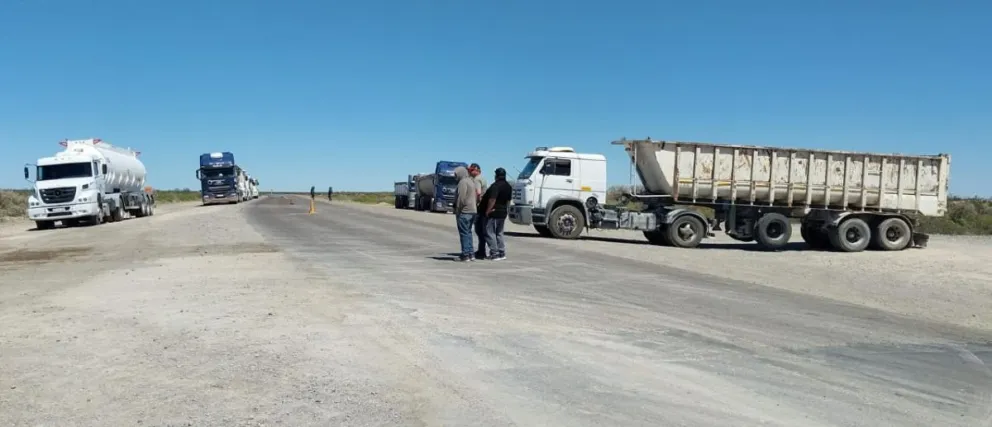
[0,189,201,222]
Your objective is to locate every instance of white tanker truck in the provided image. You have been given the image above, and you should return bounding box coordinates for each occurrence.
[24,138,156,230]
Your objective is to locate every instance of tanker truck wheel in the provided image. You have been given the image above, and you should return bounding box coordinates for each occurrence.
[109,203,124,223]
[547,205,585,239]
[533,225,554,238]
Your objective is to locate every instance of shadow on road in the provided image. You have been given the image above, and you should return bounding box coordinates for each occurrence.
[504,231,817,252]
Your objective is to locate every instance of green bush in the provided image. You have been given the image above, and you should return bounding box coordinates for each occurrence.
[606,185,992,235]
[0,188,202,221]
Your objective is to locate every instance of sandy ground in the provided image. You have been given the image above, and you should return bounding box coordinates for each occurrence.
[1,195,990,427]
[339,199,992,331]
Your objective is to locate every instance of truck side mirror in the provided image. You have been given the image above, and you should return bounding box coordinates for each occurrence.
[23,166,29,180]
[540,162,554,175]
[102,164,108,175]
[195,170,201,180]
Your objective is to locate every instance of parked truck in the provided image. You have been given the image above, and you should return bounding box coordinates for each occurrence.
[196,152,245,205]
[246,175,260,199]
[414,161,469,213]
[508,138,950,252]
[23,138,156,230]
[393,174,422,209]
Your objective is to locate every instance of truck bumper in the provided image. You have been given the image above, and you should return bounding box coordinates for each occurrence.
[202,192,240,204]
[27,201,102,221]
[435,198,455,213]
[509,204,546,226]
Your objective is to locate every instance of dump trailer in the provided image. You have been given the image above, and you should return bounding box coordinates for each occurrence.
[24,138,156,230]
[508,139,950,252]
[393,174,421,209]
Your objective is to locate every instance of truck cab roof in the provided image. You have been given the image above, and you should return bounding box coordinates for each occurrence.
[526,146,606,161]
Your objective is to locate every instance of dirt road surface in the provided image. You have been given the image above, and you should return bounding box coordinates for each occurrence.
[1,195,990,427]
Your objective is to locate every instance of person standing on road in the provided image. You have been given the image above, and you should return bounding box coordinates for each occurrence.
[453,166,478,261]
[469,163,489,259]
[328,186,333,202]
[482,167,513,260]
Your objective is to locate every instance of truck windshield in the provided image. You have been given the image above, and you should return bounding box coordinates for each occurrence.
[518,157,542,180]
[438,176,458,186]
[37,163,93,181]
[201,167,234,179]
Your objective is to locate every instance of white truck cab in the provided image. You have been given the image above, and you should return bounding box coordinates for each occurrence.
[508,146,608,238]
[26,153,106,225]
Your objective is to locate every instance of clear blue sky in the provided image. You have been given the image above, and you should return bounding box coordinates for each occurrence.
[1,1,989,195]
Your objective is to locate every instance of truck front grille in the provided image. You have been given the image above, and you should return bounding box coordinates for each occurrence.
[512,188,525,204]
[39,187,76,204]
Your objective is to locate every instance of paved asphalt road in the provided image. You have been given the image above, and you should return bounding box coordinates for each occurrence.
[244,197,992,427]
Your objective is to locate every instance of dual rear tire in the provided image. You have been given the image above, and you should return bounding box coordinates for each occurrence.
[806,216,912,252]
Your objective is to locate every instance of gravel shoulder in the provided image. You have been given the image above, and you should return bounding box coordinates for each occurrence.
[326,199,992,331]
[0,200,424,426]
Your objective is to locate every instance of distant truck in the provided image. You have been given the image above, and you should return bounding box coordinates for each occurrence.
[196,152,246,205]
[245,173,260,200]
[393,174,423,209]
[509,138,950,253]
[414,161,468,213]
[23,138,156,230]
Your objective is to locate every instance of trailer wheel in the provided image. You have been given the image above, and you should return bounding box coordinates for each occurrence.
[828,218,871,252]
[547,204,585,239]
[754,213,792,250]
[800,224,831,250]
[872,217,911,251]
[666,215,705,248]
[643,230,671,246]
[534,225,554,238]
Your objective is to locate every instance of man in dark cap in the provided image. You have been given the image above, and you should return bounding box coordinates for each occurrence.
[481,167,512,260]
[469,163,489,259]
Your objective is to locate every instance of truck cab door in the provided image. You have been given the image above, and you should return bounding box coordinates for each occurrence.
[537,157,579,205]
[94,161,107,194]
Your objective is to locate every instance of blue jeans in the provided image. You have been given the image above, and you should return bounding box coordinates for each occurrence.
[456,213,477,257]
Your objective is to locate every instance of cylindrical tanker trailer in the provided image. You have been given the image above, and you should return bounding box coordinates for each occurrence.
[24,138,157,230]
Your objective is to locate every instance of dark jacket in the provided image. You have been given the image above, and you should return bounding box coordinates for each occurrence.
[482,179,513,219]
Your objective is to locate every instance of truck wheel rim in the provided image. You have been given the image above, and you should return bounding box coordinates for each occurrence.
[557,214,576,234]
[845,226,865,244]
[677,222,696,241]
[884,224,904,242]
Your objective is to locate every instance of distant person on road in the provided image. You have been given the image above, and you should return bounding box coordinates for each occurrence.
[469,163,489,259]
[453,166,478,261]
[328,186,333,202]
[310,186,316,199]
[482,167,512,260]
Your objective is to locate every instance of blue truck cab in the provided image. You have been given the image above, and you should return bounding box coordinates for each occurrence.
[429,160,468,213]
[196,152,241,205]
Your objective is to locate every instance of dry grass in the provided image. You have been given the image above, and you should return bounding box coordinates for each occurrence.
[0,189,202,222]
